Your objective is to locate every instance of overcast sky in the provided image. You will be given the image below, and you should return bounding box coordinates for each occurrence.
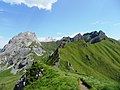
[0,0,120,48]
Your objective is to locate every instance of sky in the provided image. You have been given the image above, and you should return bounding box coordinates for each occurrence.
[0,0,120,48]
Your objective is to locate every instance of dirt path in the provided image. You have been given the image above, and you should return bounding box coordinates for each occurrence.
[80,81,89,90]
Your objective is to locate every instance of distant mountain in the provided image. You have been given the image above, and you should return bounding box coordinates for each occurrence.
[0,32,45,74]
[42,37,56,42]
[58,30,108,44]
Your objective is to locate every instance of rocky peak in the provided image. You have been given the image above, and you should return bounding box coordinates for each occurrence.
[2,32,40,52]
[61,37,73,42]
[82,30,108,44]
[0,32,45,74]
[73,33,82,41]
[13,32,39,43]
[83,30,105,38]
[60,33,82,43]
[58,30,108,45]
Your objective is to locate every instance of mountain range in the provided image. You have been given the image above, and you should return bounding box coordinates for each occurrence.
[0,31,120,90]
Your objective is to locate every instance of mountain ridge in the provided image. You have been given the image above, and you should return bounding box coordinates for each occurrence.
[58,30,108,45]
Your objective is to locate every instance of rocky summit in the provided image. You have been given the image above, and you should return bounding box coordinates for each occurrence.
[58,30,108,44]
[82,30,108,44]
[0,32,45,74]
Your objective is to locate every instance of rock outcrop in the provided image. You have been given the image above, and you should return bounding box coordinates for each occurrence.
[58,30,108,44]
[73,33,82,41]
[14,74,26,90]
[82,30,108,44]
[0,32,45,74]
[47,48,60,67]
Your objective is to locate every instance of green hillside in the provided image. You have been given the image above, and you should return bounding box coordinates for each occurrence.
[41,41,59,53]
[25,38,120,90]
[24,61,120,90]
[0,69,23,90]
[24,62,80,90]
[59,39,120,81]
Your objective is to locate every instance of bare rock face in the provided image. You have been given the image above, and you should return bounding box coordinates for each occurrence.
[82,30,108,44]
[0,49,1,52]
[58,30,108,44]
[0,32,45,74]
[73,33,82,41]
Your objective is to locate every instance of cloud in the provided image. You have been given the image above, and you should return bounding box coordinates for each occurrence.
[91,21,108,25]
[0,36,9,48]
[113,23,120,26]
[67,32,86,38]
[56,32,64,35]
[38,37,46,42]
[68,32,79,38]
[1,0,58,10]
[92,21,100,25]
[0,9,5,13]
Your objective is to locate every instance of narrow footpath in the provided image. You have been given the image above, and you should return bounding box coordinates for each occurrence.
[80,81,89,90]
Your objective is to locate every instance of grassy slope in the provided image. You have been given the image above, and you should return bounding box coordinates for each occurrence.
[41,41,59,53]
[24,62,80,90]
[40,41,59,64]
[59,39,120,87]
[25,39,120,90]
[0,69,23,90]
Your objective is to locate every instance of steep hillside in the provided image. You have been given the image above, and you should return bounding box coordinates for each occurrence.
[0,69,23,90]
[24,62,80,90]
[46,38,120,89]
[41,41,59,53]
[58,38,120,82]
